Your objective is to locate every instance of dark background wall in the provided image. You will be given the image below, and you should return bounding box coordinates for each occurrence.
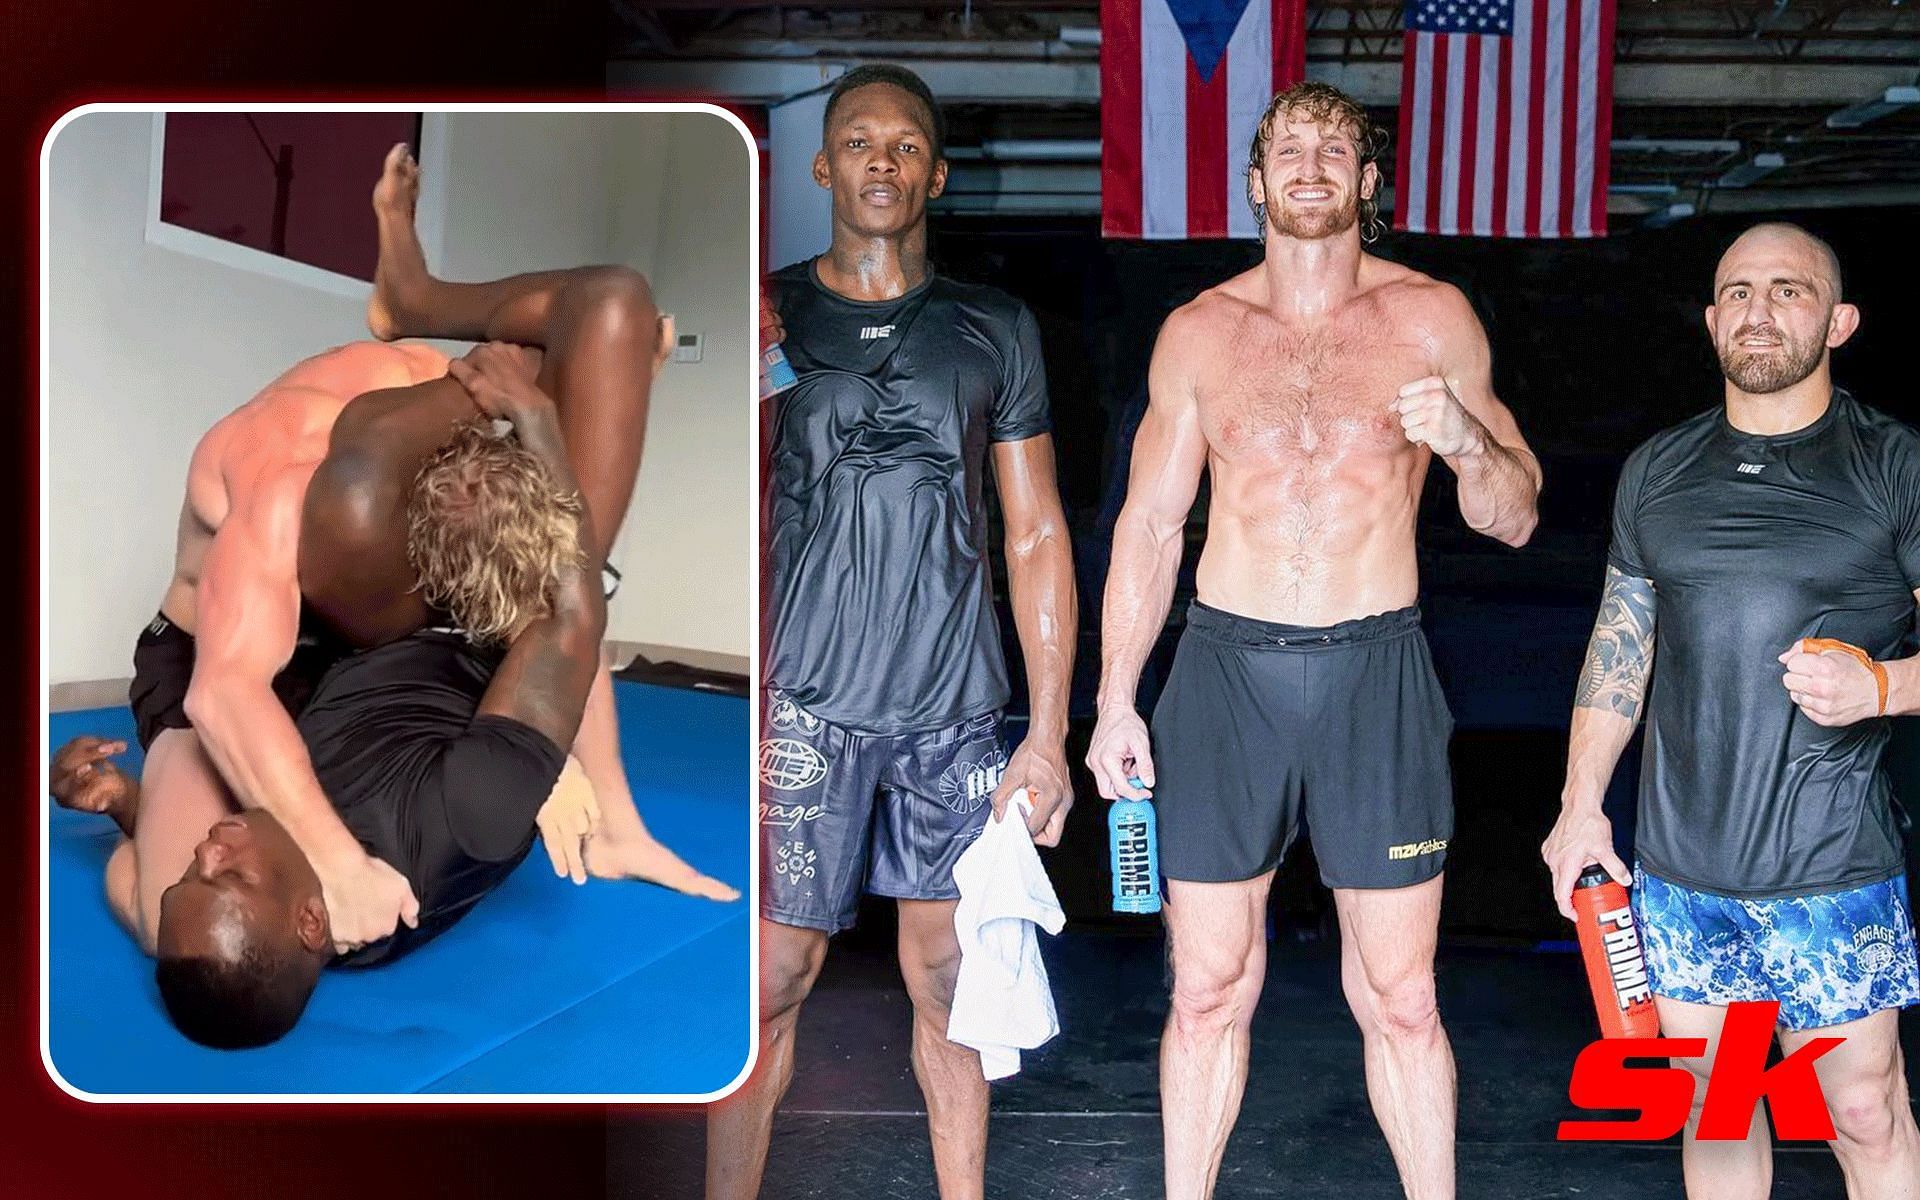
[854,206,1920,945]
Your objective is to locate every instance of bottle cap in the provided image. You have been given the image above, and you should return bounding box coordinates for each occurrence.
[1575,863,1616,889]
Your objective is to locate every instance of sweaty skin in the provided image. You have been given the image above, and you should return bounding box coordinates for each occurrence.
[163,340,448,953]
[711,78,1076,1200]
[1092,259,1539,793]
[355,143,736,903]
[1544,223,1920,1200]
[1088,104,1540,1200]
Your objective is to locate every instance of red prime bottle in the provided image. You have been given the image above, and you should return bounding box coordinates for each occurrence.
[1570,864,1660,1039]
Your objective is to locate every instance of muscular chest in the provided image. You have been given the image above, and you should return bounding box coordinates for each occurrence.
[1196,321,1427,468]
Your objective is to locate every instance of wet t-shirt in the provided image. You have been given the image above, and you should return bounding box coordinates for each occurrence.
[764,259,1051,734]
[298,631,566,966]
[1611,390,1920,898]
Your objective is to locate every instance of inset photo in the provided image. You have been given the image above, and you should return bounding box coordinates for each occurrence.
[42,105,756,1099]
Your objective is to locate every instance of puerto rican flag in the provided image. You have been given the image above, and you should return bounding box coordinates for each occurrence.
[1101,0,1308,239]
[1395,0,1616,237]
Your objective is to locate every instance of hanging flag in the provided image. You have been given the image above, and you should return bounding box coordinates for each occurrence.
[1102,0,1308,239]
[1396,0,1616,238]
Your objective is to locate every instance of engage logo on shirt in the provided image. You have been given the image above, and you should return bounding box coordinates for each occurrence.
[859,324,896,340]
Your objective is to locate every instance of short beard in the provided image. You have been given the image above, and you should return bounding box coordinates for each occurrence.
[1267,191,1360,241]
[1718,333,1824,395]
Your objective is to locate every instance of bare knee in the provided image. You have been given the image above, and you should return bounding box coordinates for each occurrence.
[900,937,962,1020]
[759,930,826,1026]
[1358,973,1440,1043]
[565,266,657,337]
[1170,955,1261,1034]
[1828,1077,1900,1158]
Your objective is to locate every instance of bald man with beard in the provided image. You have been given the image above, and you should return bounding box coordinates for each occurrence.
[1545,222,1920,1199]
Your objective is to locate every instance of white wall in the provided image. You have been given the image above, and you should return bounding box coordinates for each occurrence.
[47,109,754,687]
[603,111,754,661]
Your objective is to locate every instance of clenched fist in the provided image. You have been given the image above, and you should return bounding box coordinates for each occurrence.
[1392,376,1485,460]
[1779,638,1884,727]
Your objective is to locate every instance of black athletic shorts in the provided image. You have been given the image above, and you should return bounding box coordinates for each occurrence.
[127,611,347,752]
[1150,601,1454,889]
[758,690,1008,935]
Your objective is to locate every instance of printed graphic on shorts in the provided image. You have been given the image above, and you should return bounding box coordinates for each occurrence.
[767,690,823,736]
[1387,838,1448,861]
[1633,870,1765,1005]
[773,839,819,883]
[760,797,828,830]
[759,738,829,792]
[937,740,1007,814]
[1636,868,1920,1026]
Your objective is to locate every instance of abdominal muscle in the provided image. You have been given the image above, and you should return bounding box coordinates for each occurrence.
[1196,443,1425,627]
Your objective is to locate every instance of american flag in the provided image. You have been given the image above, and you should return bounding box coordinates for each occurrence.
[1395,0,1616,238]
[1101,0,1307,239]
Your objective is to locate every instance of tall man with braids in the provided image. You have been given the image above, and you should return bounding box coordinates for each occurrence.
[1089,82,1540,1200]
[1544,222,1920,1199]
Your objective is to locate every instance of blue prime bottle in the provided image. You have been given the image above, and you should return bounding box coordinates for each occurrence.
[1109,777,1162,914]
[760,343,798,399]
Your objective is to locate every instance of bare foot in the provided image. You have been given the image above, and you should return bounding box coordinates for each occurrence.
[50,736,139,839]
[585,831,741,902]
[367,142,430,341]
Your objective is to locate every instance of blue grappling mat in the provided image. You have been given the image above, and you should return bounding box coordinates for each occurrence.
[46,682,750,1096]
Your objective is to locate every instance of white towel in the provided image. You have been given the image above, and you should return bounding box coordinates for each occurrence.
[946,791,1066,1081]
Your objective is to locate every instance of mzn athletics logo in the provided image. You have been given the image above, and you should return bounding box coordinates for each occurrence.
[1557,1001,1841,1141]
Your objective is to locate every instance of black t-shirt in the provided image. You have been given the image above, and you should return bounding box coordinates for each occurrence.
[1611,390,1920,898]
[764,259,1051,734]
[296,631,566,966]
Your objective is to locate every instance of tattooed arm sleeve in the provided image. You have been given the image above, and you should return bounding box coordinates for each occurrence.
[1561,566,1657,808]
[1575,566,1658,720]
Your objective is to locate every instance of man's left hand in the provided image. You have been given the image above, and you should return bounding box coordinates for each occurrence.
[1392,376,1484,460]
[992,737,1073,847]
[1779,639,1881,727]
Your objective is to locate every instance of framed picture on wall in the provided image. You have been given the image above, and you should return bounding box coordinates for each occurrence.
[145,109,445,297]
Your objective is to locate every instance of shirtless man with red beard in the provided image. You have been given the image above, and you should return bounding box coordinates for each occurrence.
[1088,83,1542,1200]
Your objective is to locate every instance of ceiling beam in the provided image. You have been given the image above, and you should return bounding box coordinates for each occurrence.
[609,55,1920,107]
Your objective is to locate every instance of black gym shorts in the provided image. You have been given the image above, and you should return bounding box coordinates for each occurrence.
[127,611,346,752]
[1149,601,1454,889]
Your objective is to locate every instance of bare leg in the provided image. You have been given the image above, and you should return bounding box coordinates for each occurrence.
[706,920,829,1199]
[105,839,139,941]
[367,142,665,555]
[1656,996,1772,1200]
[365,145,724,897]
[367,144,580,346]
[1783,1009,1920,1200]
[1333,875,1456,1200]
[898,898,988,1200]
[1162,873,1271,1200]
[578,658,738,901]
[129,729,238,955]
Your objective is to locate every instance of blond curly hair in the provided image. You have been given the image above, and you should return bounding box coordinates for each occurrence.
[406,420,585,644]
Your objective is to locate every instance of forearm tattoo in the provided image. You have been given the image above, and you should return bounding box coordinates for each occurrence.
[1576,567,1658,719]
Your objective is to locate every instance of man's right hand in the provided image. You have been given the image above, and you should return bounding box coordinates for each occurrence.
[1540,801,1629,921]
[317,851,420,954]
[1087,706,1156,800]
[760,288,785,353]
[50,736,136,815]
